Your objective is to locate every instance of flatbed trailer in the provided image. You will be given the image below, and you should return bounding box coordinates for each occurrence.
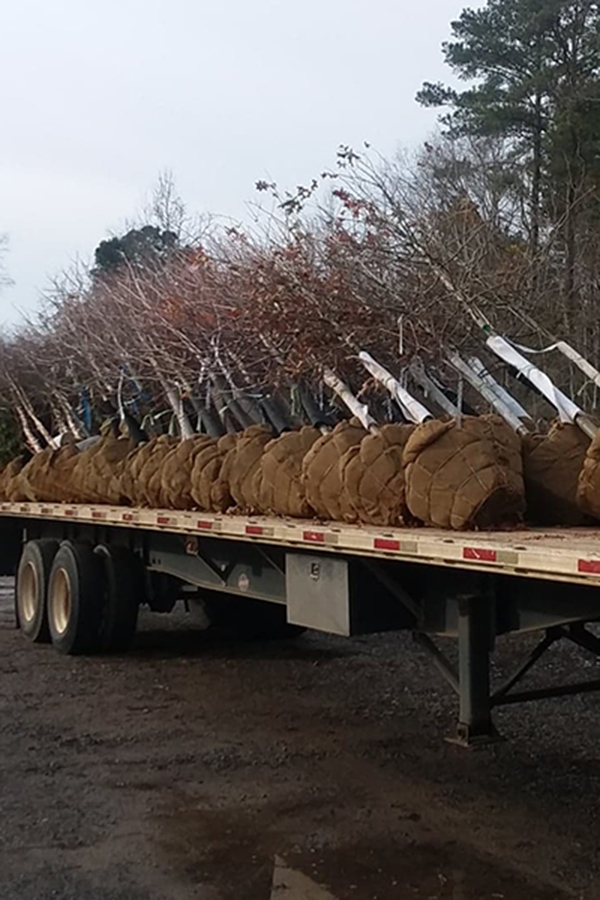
[3,499,600,746]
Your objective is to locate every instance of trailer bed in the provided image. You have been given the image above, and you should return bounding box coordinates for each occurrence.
[3,500,600,587]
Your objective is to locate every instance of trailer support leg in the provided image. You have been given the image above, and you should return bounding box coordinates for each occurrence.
[449,596,501,748]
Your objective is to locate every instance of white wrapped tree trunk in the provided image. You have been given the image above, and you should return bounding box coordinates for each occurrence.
[323,368,378,432]
[358,351,431,424]
[448,352,529,434]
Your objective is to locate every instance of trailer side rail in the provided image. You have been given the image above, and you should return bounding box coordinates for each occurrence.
[2,501,600,587]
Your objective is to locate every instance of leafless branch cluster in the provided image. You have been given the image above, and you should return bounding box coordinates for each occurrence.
[4,139,600,452]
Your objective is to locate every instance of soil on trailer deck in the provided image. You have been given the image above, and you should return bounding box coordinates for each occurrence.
[0,578,599,900]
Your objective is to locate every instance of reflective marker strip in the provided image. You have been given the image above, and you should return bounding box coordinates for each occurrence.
[197,520,213,530]
[64,509,76,517]
[92,510,106,520]
[303,531,325,543]
[122,513,133,522]
[374,538,400,552]
[303,530,338,545]
[157,516,171,526]
[463,547,497,562]
[578,559,600,574]
[246,524,275,537]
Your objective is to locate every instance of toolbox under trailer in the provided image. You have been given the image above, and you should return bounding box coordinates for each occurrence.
[3,500,600,746]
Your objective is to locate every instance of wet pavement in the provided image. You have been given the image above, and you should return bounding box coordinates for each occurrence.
[0,577,597,898]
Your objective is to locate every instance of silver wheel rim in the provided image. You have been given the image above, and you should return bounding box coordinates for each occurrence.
[51,568,72,635]
[19,561,39,625]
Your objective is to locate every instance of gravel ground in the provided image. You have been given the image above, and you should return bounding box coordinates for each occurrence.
[1,576,599,899]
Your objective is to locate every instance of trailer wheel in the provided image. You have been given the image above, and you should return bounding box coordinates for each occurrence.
[16,539,59,642]
[94,545,141,652]
[48,542,103,655]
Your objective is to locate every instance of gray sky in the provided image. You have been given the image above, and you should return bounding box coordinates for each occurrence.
[1,0,465,325]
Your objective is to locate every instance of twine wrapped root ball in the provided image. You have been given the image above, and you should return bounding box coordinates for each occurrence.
[159,435,213,510]
[577,428,600,520]
[254,426,321,518]
[524,422,591,526]
[339,423,416,526]
[72,435,137,505]
[225,425,274,513]
[120,440,156,506]
[0,457,27,501]
[302,419,367,521]
[139,435,180,508]
[190,434,237,513]
[403,415,525,530]
[19,444,81,503]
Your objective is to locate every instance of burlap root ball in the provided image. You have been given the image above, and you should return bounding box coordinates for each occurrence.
[403,414,525,530]
[225,425,274,512]
[254,426,321,518]
[302,419,367,521]
[0,457,27,501]
[139,435,180,507]
[524,421,591,526]
[119,441,154,506]
[190,434,237,512]
[577,428,600,520]
[19,444,82,503]
[71,435,137,504]
[339,423,416,525]
[159,435,213,510]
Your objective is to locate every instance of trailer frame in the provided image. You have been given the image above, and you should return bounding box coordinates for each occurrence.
[3,501,600,746]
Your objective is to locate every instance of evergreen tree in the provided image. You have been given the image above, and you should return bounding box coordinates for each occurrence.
[0,409,22,465]
[93,225,178,276]
[417,0,600,297]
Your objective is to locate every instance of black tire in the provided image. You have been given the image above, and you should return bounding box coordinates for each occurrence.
[94,545,141,652]
[48,542,104,655]
[16,539,59,642]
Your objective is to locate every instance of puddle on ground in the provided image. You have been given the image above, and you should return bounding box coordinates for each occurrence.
[153,802,568,900]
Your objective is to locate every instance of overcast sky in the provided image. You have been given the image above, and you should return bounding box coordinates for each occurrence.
[1,0,467,326]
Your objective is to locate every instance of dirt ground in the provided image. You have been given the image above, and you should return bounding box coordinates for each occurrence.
[1,577,599,900]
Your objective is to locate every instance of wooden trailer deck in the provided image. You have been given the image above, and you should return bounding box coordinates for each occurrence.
[2,501,600,588]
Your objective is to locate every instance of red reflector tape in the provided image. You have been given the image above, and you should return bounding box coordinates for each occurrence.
[303,530,325,543]
[246,525,263,536]
[578,559,600,574]
[196,520,213,530]
[374,538,401,552]
[122,513,133,522]
[157,516,171,526]
[64,509,75,517]
[463,547,497,562]
[92,511,105,520]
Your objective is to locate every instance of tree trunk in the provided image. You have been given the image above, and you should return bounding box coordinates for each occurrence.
[530,91,543,257]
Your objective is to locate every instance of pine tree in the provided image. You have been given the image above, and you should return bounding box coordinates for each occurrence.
[417,0,600,299]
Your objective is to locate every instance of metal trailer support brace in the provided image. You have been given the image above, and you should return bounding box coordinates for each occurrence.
[450,596,502,748]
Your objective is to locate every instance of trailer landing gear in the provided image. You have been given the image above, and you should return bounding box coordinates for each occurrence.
[418,596,600,748]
